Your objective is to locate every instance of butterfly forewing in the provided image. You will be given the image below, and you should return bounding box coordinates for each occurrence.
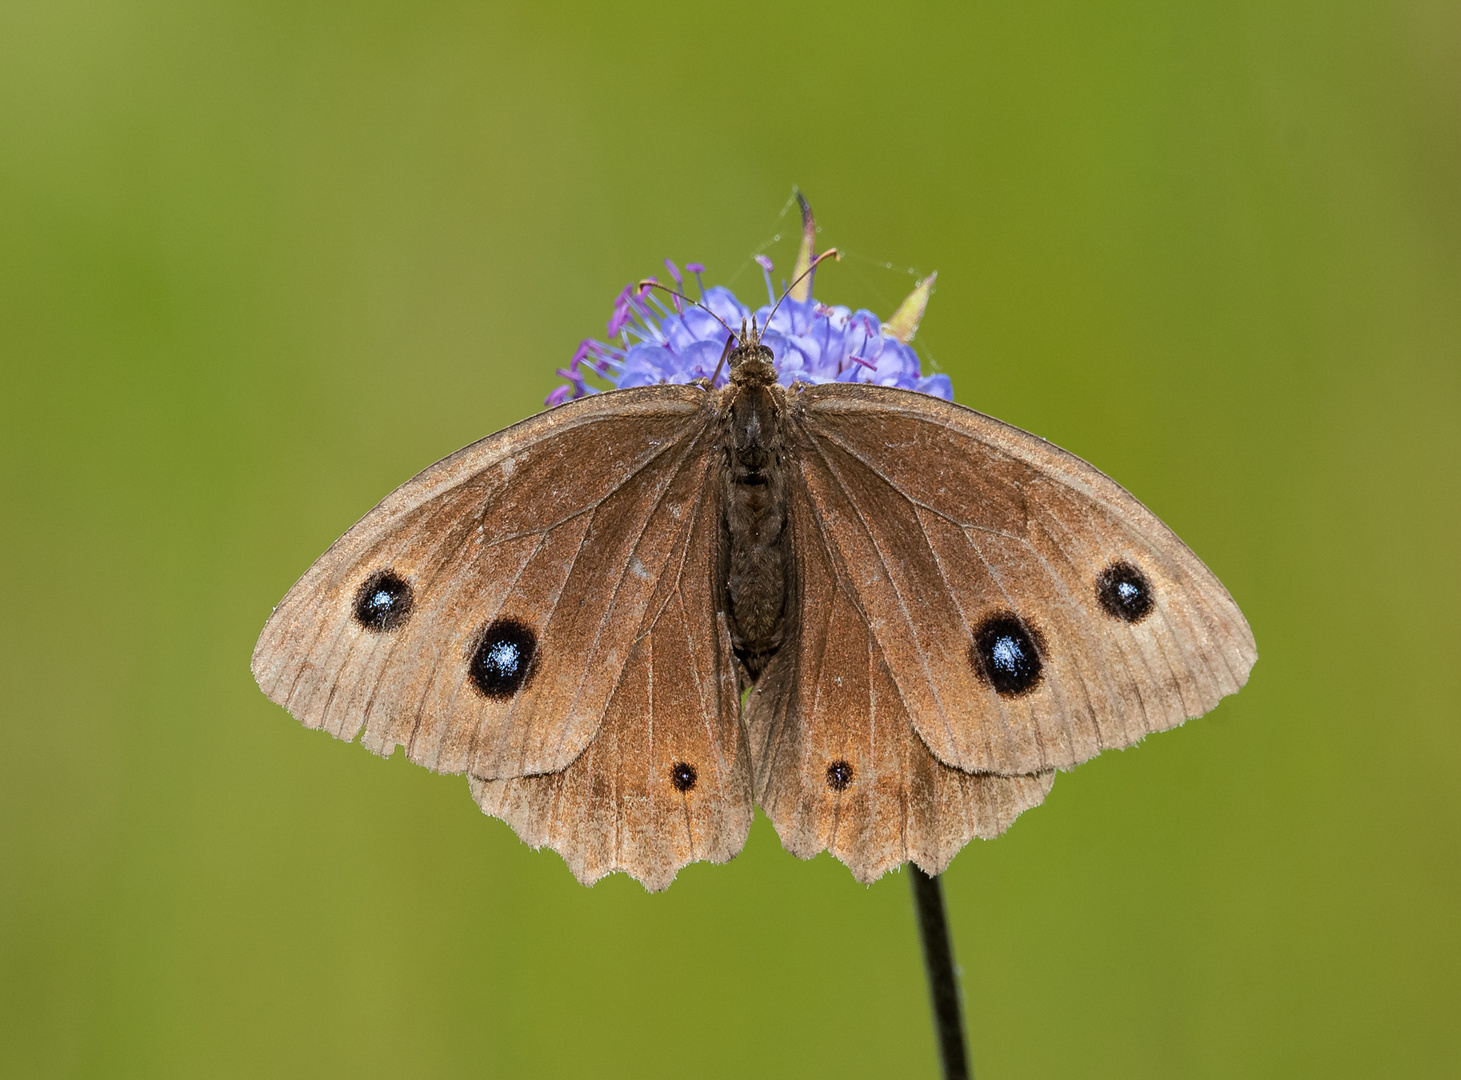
[789,383,1257,776]
[470,470,750,890]
[251,386,727,780]
[748,473,1055,883]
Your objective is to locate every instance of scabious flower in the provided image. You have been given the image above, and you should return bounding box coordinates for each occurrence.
[547,199,951,407]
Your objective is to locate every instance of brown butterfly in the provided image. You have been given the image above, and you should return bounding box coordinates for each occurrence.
[252,255,1255,892]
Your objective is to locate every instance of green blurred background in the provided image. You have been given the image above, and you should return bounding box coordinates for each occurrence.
[3,1,1457,1076]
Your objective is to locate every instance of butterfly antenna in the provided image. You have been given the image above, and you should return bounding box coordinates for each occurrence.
[635,279,741,342]
[708,331,736,386]
[761,248,841,333]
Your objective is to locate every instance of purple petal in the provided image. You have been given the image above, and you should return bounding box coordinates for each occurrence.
[680,338,728,381]
[559,259,953,401]
[913,373,954,400]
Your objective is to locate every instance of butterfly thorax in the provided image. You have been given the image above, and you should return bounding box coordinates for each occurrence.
[722,342,788,680]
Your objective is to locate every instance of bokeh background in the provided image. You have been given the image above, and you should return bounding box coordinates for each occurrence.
[3,1,1458,1076]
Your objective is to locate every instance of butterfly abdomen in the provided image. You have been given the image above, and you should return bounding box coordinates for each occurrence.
[723,380,790,679]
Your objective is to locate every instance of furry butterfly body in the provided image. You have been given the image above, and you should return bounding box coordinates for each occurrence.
[253,334,1255,890]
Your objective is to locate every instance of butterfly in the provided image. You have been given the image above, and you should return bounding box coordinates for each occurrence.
[251,268,1255,892]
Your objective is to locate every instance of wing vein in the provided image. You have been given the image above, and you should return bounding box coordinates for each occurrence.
[800,432,960,760]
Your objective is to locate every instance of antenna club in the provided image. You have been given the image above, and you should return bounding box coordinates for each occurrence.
[636,278,741,342]
[761,247,841,332]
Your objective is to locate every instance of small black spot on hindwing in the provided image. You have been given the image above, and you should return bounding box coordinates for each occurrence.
[469,619,537,699]
[670,762,697,792]
[353,570,414,632]
[826,759,854,791]
[1097,560,1155,623]
[970,613,1044,698]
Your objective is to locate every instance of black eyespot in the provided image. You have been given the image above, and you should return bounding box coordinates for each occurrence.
[970,613,1044,698]
[468,619,537,699]
[670,762,698,792]
[353,570,413,632]
[826,759,854,791]
[1097,560,1155,623]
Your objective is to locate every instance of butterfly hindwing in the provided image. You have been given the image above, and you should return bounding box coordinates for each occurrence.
[747,471,1055,884]
[470,470,751,890]
[250,385,729,782]
[788,382,1257,777]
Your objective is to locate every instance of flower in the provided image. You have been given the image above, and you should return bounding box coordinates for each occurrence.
[546,196,951,406]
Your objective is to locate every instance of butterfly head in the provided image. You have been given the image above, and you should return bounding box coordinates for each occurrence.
[728,317,777,386]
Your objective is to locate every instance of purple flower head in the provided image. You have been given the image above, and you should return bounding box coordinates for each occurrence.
[547,203,949,405]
